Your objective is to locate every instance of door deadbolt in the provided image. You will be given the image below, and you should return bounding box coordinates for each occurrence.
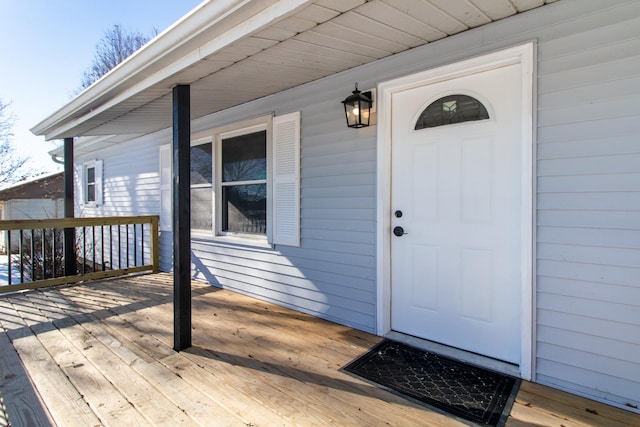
[393,226,407,237]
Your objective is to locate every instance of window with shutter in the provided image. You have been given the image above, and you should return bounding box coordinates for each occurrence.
[82,159,103,206]
[174,112,300,246]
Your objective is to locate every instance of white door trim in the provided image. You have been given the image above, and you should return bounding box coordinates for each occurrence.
[375,43,535,380]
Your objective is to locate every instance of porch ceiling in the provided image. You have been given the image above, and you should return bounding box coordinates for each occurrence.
[34,0,557,145]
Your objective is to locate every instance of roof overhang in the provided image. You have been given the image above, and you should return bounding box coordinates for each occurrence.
[35,0,557,151]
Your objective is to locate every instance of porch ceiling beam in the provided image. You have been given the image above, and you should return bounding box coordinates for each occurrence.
[173,84,192,351]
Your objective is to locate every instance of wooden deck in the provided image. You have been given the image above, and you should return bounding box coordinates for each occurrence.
[0,273,637,426]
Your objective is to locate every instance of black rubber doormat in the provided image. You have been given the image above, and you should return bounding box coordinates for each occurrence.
[342,340,520,426]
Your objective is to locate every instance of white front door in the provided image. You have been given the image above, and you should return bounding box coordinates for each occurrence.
[390,63,524,364]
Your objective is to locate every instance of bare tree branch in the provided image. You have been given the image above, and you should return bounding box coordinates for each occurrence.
[0,99,29,186]
[79,24,157,91]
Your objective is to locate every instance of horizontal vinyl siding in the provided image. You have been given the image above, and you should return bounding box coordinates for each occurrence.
[534,0,640,409]
[159,232,173,272]
[76,136,168,218]
[345,1,638,409]
[186,94,378,331]
[76,132,171,270]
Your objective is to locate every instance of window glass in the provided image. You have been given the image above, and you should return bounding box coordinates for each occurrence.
[191,187,213,230]
[415,94,489,130]
[222,131,267,182]
[190,143,213,185]
[87,167,95,183]
[221,130,267,236]
[86,184,96,202]
[222,184,267,234]
[86,166,96,202]
[190,142,213,232]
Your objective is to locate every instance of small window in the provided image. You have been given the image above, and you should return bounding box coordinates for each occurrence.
[82,160,103,206]
[415,94,489,130]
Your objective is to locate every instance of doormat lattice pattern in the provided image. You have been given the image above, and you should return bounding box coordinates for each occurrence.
[343,340,520,426]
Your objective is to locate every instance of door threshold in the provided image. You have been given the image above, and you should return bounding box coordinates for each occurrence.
[385,331,521,378]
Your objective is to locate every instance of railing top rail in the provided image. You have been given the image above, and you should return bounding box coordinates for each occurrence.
[0,215,159,231]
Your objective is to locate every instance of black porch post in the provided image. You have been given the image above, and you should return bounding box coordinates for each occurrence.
[173,84,191,351]
[63,137,77,276]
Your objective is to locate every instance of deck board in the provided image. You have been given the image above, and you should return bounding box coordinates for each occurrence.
[0,331,53,427]
[0,273,638,426]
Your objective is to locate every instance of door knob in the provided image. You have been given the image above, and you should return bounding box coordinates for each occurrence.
[393,226,407,237]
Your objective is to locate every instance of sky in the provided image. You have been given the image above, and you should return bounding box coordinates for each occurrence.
[0,0,203,178]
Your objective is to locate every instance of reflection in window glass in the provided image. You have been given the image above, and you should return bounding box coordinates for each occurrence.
[190,142,213,231]
[415,94,489,129]
[190,143,213,185]
[222,184,266,234]
[221,130,267,236]
[191,187,212,230]
[222,131,267,182]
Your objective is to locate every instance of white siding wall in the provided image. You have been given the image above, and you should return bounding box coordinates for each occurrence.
[75,132,171,270]
[75,0,639,409]
[186,98,378,331]
[337,0,639,408]
[533,0,640,408]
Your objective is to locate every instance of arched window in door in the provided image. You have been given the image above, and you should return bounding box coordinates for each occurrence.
[415,94,489,130]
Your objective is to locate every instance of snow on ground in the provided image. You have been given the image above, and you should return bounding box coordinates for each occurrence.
[0,254,21,286]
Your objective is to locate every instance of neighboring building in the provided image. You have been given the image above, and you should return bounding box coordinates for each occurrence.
[34,0,640,413]
[0,172,64,253]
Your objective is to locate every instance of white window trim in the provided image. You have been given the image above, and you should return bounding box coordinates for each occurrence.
[190,136,215,237]
[81,159,103,207]
[159,144,172,231]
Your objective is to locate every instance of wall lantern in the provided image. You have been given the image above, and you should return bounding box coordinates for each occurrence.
[342,83,373,128]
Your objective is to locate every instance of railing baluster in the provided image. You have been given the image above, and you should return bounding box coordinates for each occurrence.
[133,223,138,267]
[109,225,113,271]
[19,230,23,283]
[92,226,96,273]
[6,230,11,286]
[141,223,145,265]
[42,229,46,280]
[101,226,105,271]
[30,229,35,281]
[126,224,130,268]
[82,227,86,275]
[52,229,57,278]
[118,224,121,269]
